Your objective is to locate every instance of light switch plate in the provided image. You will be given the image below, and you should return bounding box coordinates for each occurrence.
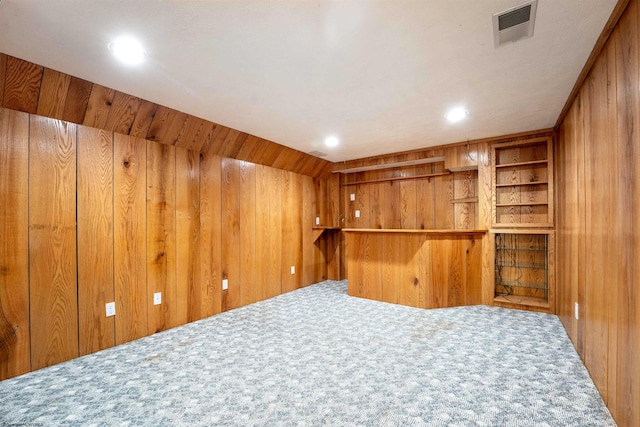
[105,302,116,317]
[315,216,320,225]
[222,279,229,290]
[355,210,361,218]
[290,266,295,275]
[153,292,162,306]
[350,193,356,201]
[574,302,579,320]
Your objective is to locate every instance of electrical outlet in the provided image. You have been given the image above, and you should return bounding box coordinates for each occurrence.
[315,216,320,225]
[574,302,579,320]
[355,210,360,218]
[290,266,295,275]
[222,279,229,290]
[105,302,116,317]
[350,193,356,201]
[153,292,162,306]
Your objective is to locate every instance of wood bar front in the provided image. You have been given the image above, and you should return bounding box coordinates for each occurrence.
[344,229,486,309]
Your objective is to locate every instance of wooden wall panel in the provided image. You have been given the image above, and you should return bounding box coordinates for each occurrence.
[28,115,78,370]
[77,126,115,356]
[146,106,187,146]
[0,54,6,106]
[555,1,640,424]
[200,153,222,317]
[282,171,303,293]
[221,158,241,311]
[104,92,141,135]
[301,175,317,286]
[129,100,158,139]
[36,68,71,119]
[239,161,259,305]
[147,141,177,334]
[176,147,201,325]
[397,235,421,307]
[265,168,283,299]
[3,57,43,114]
[83,84,115,129]
[0,108,30,380]
[113,133,147,345]
[61,77,92,124]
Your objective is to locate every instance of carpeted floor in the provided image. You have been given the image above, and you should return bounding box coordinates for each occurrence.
[0,280,615,426]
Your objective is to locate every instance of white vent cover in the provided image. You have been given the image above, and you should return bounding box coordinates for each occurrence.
[308,150,328,157]
[493,0,538,47]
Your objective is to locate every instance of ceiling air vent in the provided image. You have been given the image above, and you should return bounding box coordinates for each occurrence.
[493,0,538,48]
[308,151,328,157]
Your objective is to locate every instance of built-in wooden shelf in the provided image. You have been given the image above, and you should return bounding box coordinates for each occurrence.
[451,197,478,203]
[495,181,548,187]
[342,172,450,186]
[333,156,445,174]
[495,202,549,207]
[342,228,487,235]
[494,295,550,309]
[495,159,548,168]
[312,226,341,242]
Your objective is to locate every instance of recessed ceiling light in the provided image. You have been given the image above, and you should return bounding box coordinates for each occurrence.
[445,108,469,123]
[108,37,145,65]
[325,136,339,147]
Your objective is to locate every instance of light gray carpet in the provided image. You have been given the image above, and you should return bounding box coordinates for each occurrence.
[0,280,615,426]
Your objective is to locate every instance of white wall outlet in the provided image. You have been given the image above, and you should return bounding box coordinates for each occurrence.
[105,302,116,317]
[574,302,579,320]
[290,266,295,275]
[315,216,320,225]
[350,193,356,201]
[222,279,229,290]
[355,210,361,218]
[153,292,162,306]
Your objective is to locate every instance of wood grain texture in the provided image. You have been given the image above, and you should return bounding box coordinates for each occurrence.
[61,77,92,124]
[265,167,283,299]
[0,108,30,380]
[281,171,302,293]
[83,84,115,129]
[28,115,78,370]
[301,175,317,286]
[146,106,187,146]
[239,161,258,305]
[3,57,43,114]
[36,68,71,119]
[176,147,201,325]
[113,133,147,345]
[175,116,214,152]
[104,92,141,134]
[77,126,115,356]
[221,158,241,311]
[0,54,6,106]
[199,153,222,317]
[129,100,158,139]
[147,140,177,334]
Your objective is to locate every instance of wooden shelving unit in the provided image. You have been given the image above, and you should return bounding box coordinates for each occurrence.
[492,229,555,312]
[491,137,553,228]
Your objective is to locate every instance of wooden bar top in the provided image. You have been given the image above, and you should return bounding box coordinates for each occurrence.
[342,228,488,235]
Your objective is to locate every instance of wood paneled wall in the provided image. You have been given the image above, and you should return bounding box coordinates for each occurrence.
[0,52,332,178]
[346,231,483,309]
[0,108,335,381]
[556,0,640,424]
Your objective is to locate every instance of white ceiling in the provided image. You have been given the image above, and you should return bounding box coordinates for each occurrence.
[0,0,617,162]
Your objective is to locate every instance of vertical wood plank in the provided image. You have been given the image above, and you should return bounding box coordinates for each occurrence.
[61,77,93,124]
[200,153,222,317]
[36,68,71,120]
[256,165,272,293]
[399,180,417,229]
[83,84,115,129]
[3,57,43,114]
[434,174,453,229]
[0,108,30,380]
[113,133,147,345]
[239,161,258,305]
[176,147,201,325]
[29,115,78,370]
[221,158,241,310]
[381,234,400,304]
[77,126,115,356]
[398,235,421,307]
[301,175,316,286]
[265,168,283,299]
[282,171,303,293]
[147,141,177,333]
